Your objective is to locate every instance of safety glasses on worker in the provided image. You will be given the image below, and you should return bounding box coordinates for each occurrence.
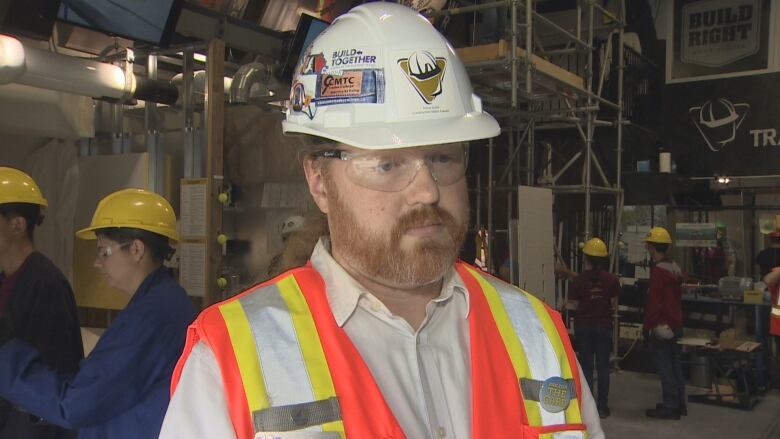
[95,242,131,260]
[314,144,468,192]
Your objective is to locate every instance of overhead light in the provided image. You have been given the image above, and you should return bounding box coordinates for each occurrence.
[716,176,731,185]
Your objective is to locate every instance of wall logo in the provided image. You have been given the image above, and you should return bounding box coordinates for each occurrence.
[689,98,749,151]
[397,50,446,104]
[681,0,761,67]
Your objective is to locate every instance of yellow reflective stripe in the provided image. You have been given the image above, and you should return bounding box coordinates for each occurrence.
[218,300,269,412]
[276,275,345,436]
[463,266,543,426]
[525,296,583,425]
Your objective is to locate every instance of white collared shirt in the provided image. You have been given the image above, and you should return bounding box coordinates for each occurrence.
[160,239,604,439]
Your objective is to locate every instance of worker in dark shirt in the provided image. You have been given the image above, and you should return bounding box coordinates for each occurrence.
[568,237,620,419]
[0,188,196,439]
[756,230,780,278]
[0,167,83,439]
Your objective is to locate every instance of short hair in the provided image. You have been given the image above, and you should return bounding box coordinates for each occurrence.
[648,242,669,254]
[0,203,43,241]
[95,227,174,264]
[297,135,341,176]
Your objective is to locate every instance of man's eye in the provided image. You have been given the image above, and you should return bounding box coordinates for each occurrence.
[376,161,396,172]
[430,154,453,164]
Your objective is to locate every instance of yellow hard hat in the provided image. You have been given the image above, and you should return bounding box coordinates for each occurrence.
[0,167,48,207]
[643,226,672,244]
[76,188,179,242]
[582,237,608,257]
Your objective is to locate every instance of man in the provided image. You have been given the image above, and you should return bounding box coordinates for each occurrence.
[0,189,195,438]
[760,217,780,386]
[569,238,620,419]
[697,221,736,283]
[756,221,780,279]
[161,3,603,438]
[0,167,83,439]
[643,226,686,420]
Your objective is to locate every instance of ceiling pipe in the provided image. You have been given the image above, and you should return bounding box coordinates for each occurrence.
[0,34,178,105]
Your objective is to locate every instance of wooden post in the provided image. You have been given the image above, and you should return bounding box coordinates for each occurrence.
[205,39,225,307]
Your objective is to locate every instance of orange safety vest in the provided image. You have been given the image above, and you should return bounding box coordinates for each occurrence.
[171,262,588,438]
[770,282,780,336]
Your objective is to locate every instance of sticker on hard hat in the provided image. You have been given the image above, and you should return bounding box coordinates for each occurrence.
[291,81,317,119]
[391,48,462,119]
[300,52,328,75]
[539,376,572,413]
[331,49,378,67]
[315,69,385,106]
[397,50,447,105]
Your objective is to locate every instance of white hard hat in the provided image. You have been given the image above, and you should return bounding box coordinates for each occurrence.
[283,2,500,150]
[280,215,306,238]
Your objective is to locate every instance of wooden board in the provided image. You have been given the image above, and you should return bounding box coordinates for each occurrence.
[456,40,585,91]
[514,185,556,305]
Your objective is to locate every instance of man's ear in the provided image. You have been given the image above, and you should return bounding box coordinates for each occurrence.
[129,239,146,263]
[303,156,330,215]
[9,216,27,237]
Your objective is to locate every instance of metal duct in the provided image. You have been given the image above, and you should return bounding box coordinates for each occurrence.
[0,34,134,101]
[0,34,179,105]
[229,62,275,104]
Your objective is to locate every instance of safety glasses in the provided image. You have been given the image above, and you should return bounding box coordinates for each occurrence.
[314,143,468,192]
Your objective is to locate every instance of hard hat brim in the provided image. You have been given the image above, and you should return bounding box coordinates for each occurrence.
[283,111,500,150]
[76,224,179,243]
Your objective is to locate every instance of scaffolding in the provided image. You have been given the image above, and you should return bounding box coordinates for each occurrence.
[432,0,637,277]
[431,0,663,359]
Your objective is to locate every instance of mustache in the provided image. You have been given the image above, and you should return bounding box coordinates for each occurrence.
[396,206,456,233]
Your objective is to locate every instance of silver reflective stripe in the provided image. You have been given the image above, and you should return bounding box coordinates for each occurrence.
[772,307,780,317]
[477,274,568,427]
[254,397,341,432]
[239,282,319,430]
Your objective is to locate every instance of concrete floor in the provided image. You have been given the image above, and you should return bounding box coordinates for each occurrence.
[600,371,780,438]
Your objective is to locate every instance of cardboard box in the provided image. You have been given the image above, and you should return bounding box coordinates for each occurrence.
[743,289,763,304]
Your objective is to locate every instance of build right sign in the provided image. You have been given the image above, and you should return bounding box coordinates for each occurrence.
[670,0,771,82]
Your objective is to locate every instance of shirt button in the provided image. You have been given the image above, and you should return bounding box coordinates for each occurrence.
[436,427,447,438]
[370,301,382,312]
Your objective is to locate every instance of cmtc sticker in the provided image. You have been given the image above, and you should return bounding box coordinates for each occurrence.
[319,71,364,98]
[539,376,572,413]
[314,69,385,106]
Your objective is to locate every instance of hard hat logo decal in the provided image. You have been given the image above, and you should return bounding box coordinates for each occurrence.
[320,71,364,97]
[688,98,749,152]
[300,52,328,75]
[291,82,316,119]
[398,50,447,104]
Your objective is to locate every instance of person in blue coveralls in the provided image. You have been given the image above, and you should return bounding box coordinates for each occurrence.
[0,188,196,438]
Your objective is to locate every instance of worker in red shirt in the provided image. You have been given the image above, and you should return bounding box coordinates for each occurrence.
[765,264,780,390]
[568,238,620,419]
[642,227,686,420]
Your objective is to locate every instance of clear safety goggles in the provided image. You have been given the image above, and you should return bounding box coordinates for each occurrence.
[95,242,131,260]
[314,144,468,192]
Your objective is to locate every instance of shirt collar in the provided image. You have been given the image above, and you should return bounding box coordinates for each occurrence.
[309,237,470,327]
